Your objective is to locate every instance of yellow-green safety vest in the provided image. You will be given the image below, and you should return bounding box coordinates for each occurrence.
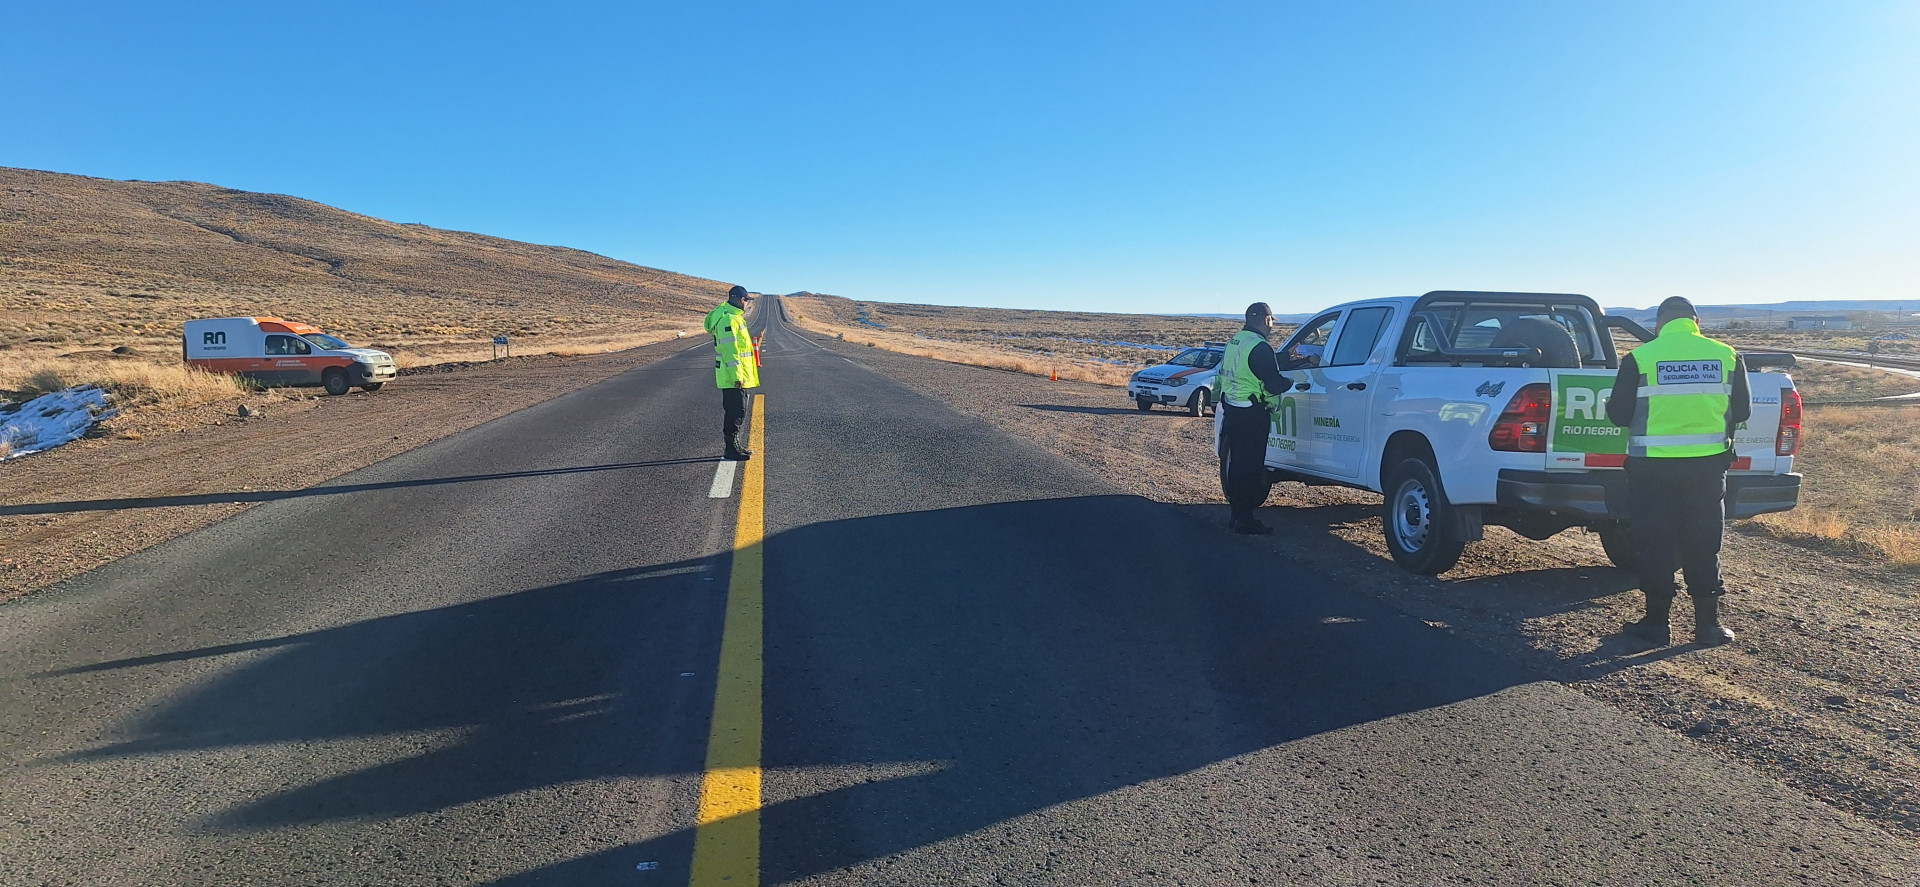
[1625,317,1738,458]
[1217,330,1274,408]
[704,302,761,389]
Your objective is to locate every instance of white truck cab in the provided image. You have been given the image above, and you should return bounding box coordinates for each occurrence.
[1217,291,1803,574]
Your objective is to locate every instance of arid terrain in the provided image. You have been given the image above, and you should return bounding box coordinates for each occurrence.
[785,292,1276,386]
[0,167,727,375]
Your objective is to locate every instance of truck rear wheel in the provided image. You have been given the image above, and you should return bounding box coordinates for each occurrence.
[1383,457,1466,574]
[322,368,350,396]
[1598,525,1637,573]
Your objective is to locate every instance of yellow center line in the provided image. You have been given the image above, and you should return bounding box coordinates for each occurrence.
[691,393,766,886]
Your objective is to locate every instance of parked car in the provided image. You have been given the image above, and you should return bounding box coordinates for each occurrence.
[1130,344,1225,416]
[183,317,397,395]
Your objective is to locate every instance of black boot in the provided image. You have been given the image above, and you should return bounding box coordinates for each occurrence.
[1622,593,1673,645]
[1693,594,1735,646]
[724,435,752,461]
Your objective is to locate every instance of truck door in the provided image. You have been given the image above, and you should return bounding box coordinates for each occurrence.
[263,334,315,386]
[1267,312,1338,472]
[1311,305,1395,478]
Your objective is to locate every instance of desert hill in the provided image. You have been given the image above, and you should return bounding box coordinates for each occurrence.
[0,167,728,356]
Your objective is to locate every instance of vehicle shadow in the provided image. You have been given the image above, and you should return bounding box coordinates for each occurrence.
[34,495,1699,883]
[0,457,723,516]
[1017,404,1202,417]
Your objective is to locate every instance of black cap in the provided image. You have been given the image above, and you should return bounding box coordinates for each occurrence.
[1656,296,1696,324]
[728,285,752,301]
[1245,302,1273,323]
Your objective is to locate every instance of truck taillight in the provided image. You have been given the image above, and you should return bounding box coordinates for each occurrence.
[1776,388,1803,456]
[1488,383,1553,453]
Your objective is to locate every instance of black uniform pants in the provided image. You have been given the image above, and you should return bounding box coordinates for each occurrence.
[1626,454,1731,599]
[1221,402,1271,522]
[721,387,747,443]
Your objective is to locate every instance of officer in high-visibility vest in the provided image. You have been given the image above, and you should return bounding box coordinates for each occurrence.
[1605,296,1751,646]
[704,285,761,461]
[1216,302,1294,535]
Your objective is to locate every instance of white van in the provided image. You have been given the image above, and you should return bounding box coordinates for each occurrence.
[183,317,397,395]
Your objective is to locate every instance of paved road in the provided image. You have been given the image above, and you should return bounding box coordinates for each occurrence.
[2,303,1914,885]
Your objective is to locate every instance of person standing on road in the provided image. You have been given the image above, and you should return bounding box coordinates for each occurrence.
[704,285,761,461]
[1216,302,1293,535]
[1607,296,1751,646]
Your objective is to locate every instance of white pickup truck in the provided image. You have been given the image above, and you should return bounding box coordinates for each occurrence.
[1217,291,1804,574]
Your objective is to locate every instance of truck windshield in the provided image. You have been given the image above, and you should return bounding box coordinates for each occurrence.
[1168,348,1222,368]
[302,333,352,350]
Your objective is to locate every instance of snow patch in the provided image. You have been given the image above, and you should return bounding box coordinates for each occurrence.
[1,387,118,460]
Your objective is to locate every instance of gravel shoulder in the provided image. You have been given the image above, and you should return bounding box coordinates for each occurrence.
[812,333,1920,843]
[0,339,705,603]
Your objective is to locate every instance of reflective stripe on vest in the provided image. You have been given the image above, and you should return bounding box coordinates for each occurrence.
[1218,330,1271,407]
[1624,318,1737,458]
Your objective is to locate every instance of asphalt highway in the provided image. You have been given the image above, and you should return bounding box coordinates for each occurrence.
[1,302,1914,885]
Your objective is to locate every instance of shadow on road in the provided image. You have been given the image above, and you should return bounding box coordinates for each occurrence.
[0,457,723,516]
[43,495,1667,883]
[1017,403,1204,417]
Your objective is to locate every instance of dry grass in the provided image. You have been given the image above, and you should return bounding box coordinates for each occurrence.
[0,354,247,410]
[1778,361,1920,403]
[1,165,733,421]
[784,293,1268,387]
[381,328,699,368]
[1747,403,1920,567]
[1,167,721,355]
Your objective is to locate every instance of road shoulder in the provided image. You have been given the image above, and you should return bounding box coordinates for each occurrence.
[0,340,707,604]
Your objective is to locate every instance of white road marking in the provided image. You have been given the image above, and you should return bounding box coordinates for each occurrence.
[708,460,739,498]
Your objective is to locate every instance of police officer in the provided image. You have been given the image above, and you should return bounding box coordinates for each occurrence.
[1216,302,1293,535]
[704,285,761,461]
[1606,296,1750,646]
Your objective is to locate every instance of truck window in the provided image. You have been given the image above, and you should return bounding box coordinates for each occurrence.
[1282,312,1340,368]
[265,335,311,356]
[1414,298,1610,366]
[1327,307,1394,367]
[1167,348,1220,369]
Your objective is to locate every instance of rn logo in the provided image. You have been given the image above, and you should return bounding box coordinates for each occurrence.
[202,331,226,346]
[1563,385,1612,420]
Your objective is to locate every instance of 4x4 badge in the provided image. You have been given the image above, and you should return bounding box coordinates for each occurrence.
[1475,380,1506,398]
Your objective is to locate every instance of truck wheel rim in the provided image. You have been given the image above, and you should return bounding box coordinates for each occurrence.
[1394,481,1431,550]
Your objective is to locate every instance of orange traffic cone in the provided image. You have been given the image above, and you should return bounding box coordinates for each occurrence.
[1051,368,1058,381]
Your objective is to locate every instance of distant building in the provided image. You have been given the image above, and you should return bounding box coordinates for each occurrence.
[1788,315,1852,330]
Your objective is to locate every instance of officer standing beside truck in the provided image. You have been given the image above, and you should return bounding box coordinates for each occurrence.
[1607,296,1751,646]
[704,285,761,461]
[1216,302,1294,535]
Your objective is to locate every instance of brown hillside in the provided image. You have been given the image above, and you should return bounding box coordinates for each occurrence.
[0,167,727,354]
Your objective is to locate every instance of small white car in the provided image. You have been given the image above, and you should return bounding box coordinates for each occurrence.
[1129,344,1225,415]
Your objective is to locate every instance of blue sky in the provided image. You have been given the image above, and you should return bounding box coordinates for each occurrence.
[4,1,1916,315]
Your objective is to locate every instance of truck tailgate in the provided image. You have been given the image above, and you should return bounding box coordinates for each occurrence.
[1545,369,1796,473]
